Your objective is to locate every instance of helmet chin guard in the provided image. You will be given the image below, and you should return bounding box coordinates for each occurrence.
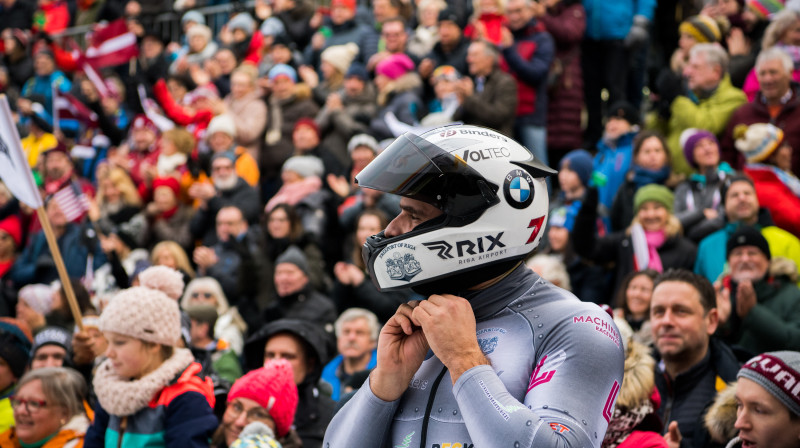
[357,125,556,292]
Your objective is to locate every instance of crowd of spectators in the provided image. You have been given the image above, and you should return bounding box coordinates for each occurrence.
[2,0,800,446]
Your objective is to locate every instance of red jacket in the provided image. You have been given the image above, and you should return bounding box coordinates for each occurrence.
[745,165,800,239]
[153,79,214,141]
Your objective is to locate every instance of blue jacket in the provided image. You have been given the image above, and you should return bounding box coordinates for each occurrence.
[21,71,72,115]
[582,0,655,40]
[593,131,636,211]
[10,222,107,287]
[321,349,378,401]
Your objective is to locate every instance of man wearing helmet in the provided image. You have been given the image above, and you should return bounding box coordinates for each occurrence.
[323,125,625,447]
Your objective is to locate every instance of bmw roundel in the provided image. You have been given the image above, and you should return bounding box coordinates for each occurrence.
[503,169,534,209]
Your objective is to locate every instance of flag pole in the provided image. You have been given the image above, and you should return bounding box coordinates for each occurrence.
[35,206,85,332]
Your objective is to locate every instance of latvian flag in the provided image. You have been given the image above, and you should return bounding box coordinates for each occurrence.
[52,184,90,222]
[82,19,139,69]
[53,90,98,134]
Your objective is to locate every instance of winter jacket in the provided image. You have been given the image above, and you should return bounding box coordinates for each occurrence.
[574,190,697,293]
[224,91,268,163]
[593,131,637,212]
[21,71,72,116]
[263,286,338,331]
[303,18,373,70]
[653,338,740,448]
[316,83,378,168]
[0,413,90,448]
[33,1,70,34]
[744,164,800,239]
[582,0,656,40]
[11,222,107,287]
[321,349,377,401]
[673,164,734,242]
[0,0,35,31]
[666,75,747,175]
[500,18,554,126]
[244,319,336,448]
[718,271,800,355]
[85,350,217,448]
[1,50,33,92]
[153,80,214,141]
[542,2,586,152]
[204,227,268,313]
[703,381,738,447]
[262,86,320,178]
[425,36,471,77]
[452,67,519,137]
[147,205,194,254]
[189,177,261,246]
[719,84,800,176]
[370,72,425,140]
[277,0,317,52]
[694,214,800,283]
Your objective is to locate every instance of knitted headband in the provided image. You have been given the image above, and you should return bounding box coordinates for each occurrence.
[679,15,721,43]
[739,352,800,416]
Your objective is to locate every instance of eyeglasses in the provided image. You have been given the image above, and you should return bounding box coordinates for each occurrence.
[191,292,214,299]
[226,400,274,425]
[9,396,48,413]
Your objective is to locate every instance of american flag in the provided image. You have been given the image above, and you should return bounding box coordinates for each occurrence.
[52,185,90,222]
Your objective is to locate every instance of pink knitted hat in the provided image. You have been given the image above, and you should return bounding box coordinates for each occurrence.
[375,54,415,80]
[99,266,184,346]
[228,359,299,437]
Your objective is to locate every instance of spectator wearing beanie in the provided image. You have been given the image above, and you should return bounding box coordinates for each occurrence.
[673,128,736,241]
[303,42,360,107]
[573,184,697,296]
[262,63,320,201]
[593,101,640,212]
[292,118,346,180]
[714,226,800,354]
[0,318,32,433]
[15,284,53,335]
[265,156,336,243]
[30,326,73,369]
[213,359,302,447]
[610,131,675,232]
[735,123,800,238]
[84,266,217,448]
[262,246,338,330]
[201,114,260,188]
[370,53,423,140]
[146,176,195,253]
[171,24,218,74]
[706,351,800,448]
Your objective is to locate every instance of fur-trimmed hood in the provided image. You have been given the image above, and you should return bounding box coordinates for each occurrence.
[705,382,738,444]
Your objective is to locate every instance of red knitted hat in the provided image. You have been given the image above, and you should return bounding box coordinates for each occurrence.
[152,177,181,198]
[0,215,22,247]
[293,118,320,139]
[228,359,299,437]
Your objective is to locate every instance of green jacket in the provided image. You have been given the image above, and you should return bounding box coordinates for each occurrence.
[667,75,747,175]
[722,275,800,355]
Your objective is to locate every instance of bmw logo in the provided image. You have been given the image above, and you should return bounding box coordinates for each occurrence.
[503,169,534,209]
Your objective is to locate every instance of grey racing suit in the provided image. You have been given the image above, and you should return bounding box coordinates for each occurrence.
[322,266,625,447]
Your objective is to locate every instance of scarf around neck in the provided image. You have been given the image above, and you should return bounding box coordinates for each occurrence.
[631,165,670,190]
[93,348,195,417]
[631,223,666,272]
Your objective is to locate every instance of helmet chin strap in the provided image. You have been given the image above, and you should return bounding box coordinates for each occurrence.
[410,259,524,297]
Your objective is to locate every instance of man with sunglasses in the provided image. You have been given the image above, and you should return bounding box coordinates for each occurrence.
[324,125,624,447]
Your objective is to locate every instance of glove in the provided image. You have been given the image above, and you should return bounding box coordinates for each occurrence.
[624,15,649,48]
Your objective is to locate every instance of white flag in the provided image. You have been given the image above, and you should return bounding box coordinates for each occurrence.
[0,95,43,209]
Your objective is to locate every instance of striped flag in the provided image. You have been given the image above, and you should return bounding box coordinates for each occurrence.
[54,89,98,130]
[52,184,90,222]
[81,19,139,69]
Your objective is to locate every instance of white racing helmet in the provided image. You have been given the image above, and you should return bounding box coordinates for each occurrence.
[357,124,556,293]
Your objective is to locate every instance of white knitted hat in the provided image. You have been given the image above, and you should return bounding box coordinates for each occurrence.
[321,43,360,75]
[99,266,184,346]
[734,122,784,163]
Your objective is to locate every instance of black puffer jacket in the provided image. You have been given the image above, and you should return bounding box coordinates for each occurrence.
[244,319,337,448]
